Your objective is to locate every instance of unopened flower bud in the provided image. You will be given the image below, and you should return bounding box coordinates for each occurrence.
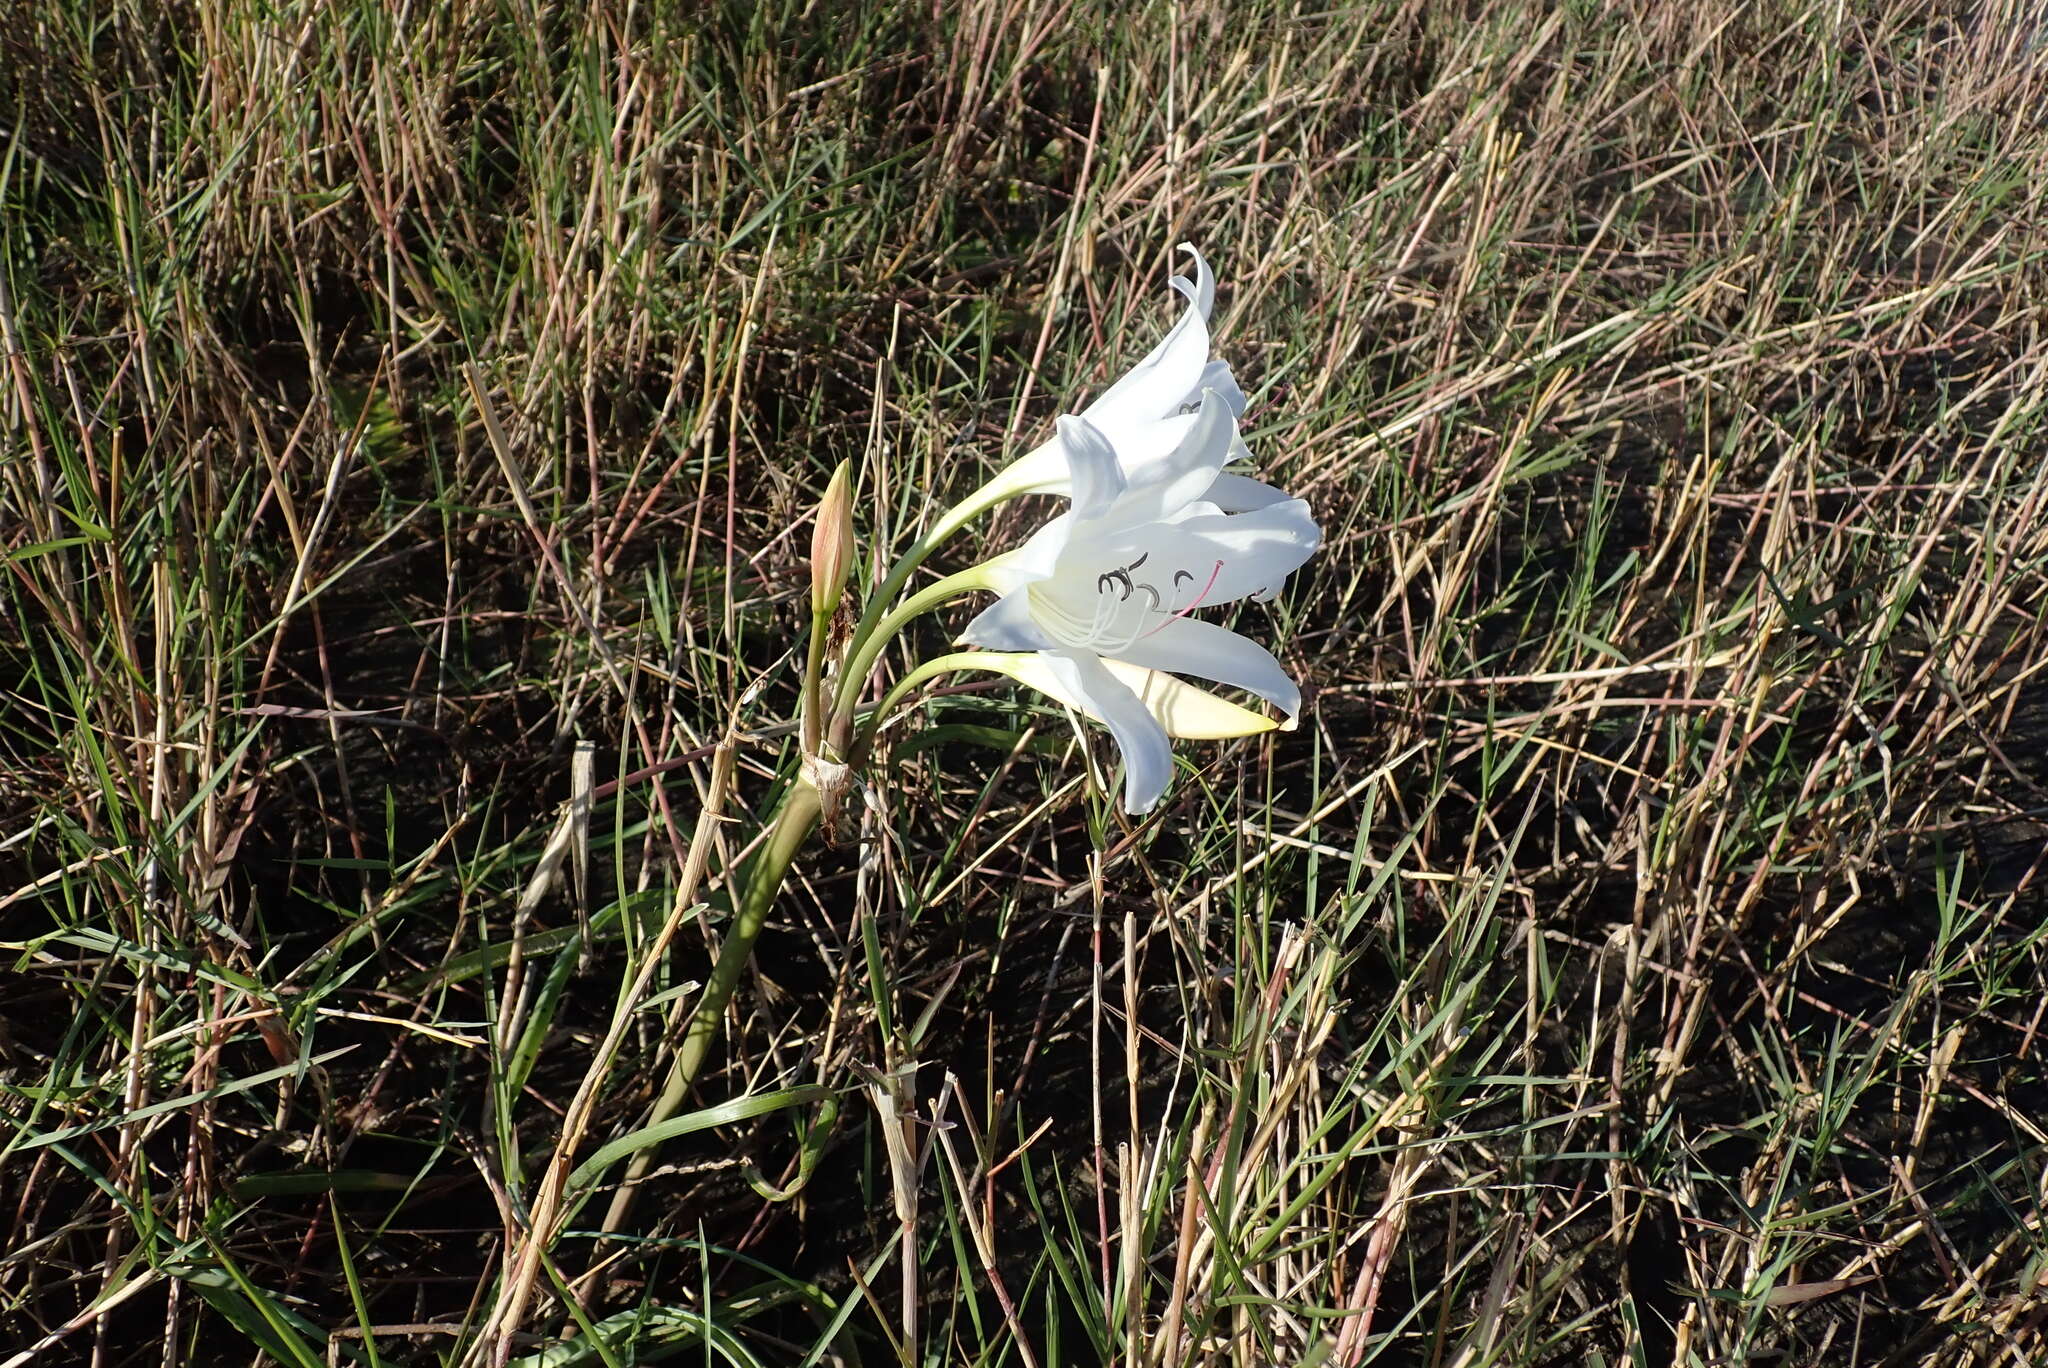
[811,460,855,617]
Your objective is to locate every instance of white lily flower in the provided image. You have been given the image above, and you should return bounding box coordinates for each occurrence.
[955,391,1319,813]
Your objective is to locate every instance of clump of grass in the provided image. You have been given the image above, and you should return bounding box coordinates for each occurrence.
[5,1,2046,1365]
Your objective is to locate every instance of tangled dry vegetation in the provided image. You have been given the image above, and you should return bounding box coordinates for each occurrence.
[4,1,2046,1364]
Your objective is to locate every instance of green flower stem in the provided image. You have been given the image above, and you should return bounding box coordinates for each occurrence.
[672,775,821,1086]
[829,565,989,743]
[850,651,987,766]
[600,774,823,1233]
[799,606,831,754]
[839,479,1012,689]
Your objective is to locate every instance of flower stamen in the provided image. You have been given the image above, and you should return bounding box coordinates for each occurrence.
[1139,559,1226,641]
[1036,555,1231,653]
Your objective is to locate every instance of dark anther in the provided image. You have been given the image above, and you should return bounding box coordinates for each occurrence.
[1099,552,1156,600]
[1173,569,1194,589]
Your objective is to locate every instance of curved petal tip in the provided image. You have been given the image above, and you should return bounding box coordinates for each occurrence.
[1170,243,1217,320]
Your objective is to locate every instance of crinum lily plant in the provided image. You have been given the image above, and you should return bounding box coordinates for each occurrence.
[484,243,1322,1331]
[652,242,1319,1161]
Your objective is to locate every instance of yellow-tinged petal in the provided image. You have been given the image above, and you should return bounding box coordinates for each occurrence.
[967,652,1278,740]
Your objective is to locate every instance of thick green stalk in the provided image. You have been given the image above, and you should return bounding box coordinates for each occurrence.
[600,776,823,1232]
[674,776,822,1084]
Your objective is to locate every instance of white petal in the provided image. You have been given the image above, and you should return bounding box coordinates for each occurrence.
[1201,472,1292,511]
[1086,410,1195,481]
[1110,616,1301,721]
[1099,389,1237,527]
[958,591,1054,650]
[1079,255,1213,438]
[992,411,1196,503]
[1039,650,1175,813]
[1055,415,1126,520]
[975,514,1072,593]
[1172,498,1322,603]
[1198,359,1247,416]
[1173,244,1217,320]
[928,250,1235,520]
[1070,498,1321,610]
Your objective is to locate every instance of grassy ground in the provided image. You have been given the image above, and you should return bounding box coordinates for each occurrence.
[5,0,2048,1364]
